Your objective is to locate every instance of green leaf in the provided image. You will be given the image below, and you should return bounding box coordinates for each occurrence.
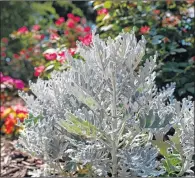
[178,88,186,96]
[45,64,54,71]
[64,162,77,172]
[137,5,142,11]
[139,109,173,129]
[173,48,187,53]
[59,113,98,139]
[151,140,171,157]
[104,1,112,9]
[151,38,161,45]
[186,87,195,94]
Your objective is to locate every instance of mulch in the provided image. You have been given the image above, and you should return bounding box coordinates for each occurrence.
[1,136,44,177]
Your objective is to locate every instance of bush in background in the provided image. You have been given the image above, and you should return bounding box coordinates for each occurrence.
[94,0,195,100]
[1,13,92,82]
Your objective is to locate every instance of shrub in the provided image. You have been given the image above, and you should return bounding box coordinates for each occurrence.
[17,31,194,177]
[1,13,92,82]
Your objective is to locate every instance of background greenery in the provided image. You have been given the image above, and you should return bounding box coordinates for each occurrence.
[94,0,195,100]
[1,0,194,102]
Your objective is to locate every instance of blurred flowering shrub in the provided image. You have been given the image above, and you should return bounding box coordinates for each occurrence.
[0,72,26,105]
[94,0,195,99]
[1,13,92,81]
[0,104,28,137]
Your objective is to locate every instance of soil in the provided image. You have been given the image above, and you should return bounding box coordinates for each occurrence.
[0,136,44,177]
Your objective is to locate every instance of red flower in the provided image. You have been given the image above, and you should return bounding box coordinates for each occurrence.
[64,30,69,35]
[44,53,57,61]
[84,26,91,32]
[17,26,29,34]
[13,54,20,59]
[1,38,8,44]
[25,54,30,59]
[32,24,41,31]
[28,47,33,52]
[4,116,17,134]
[97,8,108,15]
[67,13,80,23]
[67,20,75,28]
[34,66,45,77]
[140,26,150,34]
[13,79,25,89]
[78,33,92,46]
[1,52,6,57]
[55,17,65,26]
[153,10,160,15]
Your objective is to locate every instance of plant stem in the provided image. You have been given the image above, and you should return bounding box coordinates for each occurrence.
[111,70,118,177]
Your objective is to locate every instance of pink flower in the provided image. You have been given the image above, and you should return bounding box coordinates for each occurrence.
[34,66,45,77]
[34,34,45,40]
[32,24,41,31]
[0,72,3,78]
[73,16,80,23]
[44,53,57,61]
[1,38,8,44]
[58,51,65,57]
[84,26,91,32]
[68,48,76,56]
[67,13,74,19]
[57,51,66,63]
[64,30,69,35]
[78,33,92,46]
[1,47,6,51]
[19,49,26,55]
[1,76,14,84]
[140,26,150,34]
[13,79,25,89]
[17,26,29,34]
[75,25,84,33]
[55,17,65,26]
[97,8,108,15]
[67,20,75,28]
[13,104,28,114]
[50,33,60,41]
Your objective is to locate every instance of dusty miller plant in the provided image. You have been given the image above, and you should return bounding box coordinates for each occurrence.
[17,31,194,177]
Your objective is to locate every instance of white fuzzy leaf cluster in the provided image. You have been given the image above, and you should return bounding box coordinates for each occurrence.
[18,31,194,177]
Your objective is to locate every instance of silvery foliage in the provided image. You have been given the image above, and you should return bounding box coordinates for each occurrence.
[18,31,194,177]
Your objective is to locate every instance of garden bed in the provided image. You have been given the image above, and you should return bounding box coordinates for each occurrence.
[1,136,44,177]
